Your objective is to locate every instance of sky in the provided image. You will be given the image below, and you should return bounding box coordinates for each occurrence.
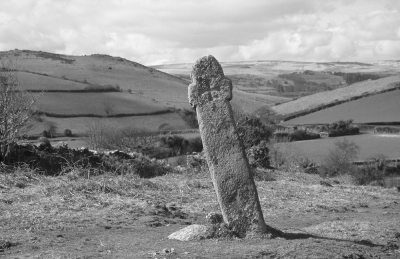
[1,0,400,65]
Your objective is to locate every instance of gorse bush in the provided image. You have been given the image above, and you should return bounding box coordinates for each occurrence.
[158,135,203,157]
[236,115,274,148]
[247,140,270,169]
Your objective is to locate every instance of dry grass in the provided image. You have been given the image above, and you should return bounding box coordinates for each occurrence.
[1,164,399,258]
[1,167,398,236]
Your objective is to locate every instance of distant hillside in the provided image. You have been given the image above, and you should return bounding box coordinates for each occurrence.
[283,89,400,125]
[0,49,190,110]
[153,60,400,112]
[0,50,198,134]
[272,75,400,117]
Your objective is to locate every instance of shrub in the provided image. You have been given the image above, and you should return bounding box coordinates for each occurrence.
[187,152,208,175]
[141,146,174,159]
[374,126,400,134]
[247,140,270,169]
[350,166,385,186]
[64,129,73,137]
[84,119,151,150]
[236,115,273,148]
[327,119,359,137]
[2,142,175,177]
[1,61,38,161]
[42,130,50,138]
[289,130,320,141]
[268,140,311,172]
[38,137,51,149]
[320,138,359,177]
[188,137,203,153]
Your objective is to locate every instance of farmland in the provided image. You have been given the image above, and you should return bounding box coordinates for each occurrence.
[35,92,168,116]
[282,134,400,164]
[283,89,400,124]
[272,75,400,116]
[30,113,192,136]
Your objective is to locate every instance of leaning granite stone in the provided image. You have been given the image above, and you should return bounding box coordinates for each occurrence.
[188,55,281,238]
[168,224,208,241]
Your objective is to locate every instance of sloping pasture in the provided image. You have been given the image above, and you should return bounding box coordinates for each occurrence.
[282,134,400,164]
[35,92,168,116]
[30,113,191,136]
[283,89,400,124]
[272,75,400,116]
[17,72,87,91]
[10,51,191,110]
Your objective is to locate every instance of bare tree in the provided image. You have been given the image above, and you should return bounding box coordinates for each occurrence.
[84,119,114,150]
[0,60,38,161]
[102,101,115,117]
[84,118,150,151]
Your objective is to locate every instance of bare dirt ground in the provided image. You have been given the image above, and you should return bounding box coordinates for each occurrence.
[1,170,399,259]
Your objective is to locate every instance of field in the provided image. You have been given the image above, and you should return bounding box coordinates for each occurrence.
[0,50,200,137]
[272,75,400,116]
[281,134,400,164]
[36,92,168,116]
[17,72,87,91]
[1,168,399,258]
[284,89,400,124]
[29,113,192,136]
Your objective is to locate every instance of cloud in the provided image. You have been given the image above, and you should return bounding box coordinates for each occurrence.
[0,0,399,64]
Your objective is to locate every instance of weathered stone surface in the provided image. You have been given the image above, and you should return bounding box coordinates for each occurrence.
[188,55,279,238]
[168,224,208,241]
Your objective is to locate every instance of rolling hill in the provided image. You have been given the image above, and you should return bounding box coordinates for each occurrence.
[283,88,400,125]
[0,49,196,135]
[154,60,400,112]
[1,49,190,110]
[272,75,400,118]
[2,49,400,135]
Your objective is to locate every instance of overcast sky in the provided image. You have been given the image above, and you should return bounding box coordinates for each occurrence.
[1,0,400,65]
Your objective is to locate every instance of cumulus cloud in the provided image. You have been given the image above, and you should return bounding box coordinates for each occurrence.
[0,0,399,64]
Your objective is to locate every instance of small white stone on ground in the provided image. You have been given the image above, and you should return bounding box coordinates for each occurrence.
[168,224,208,241]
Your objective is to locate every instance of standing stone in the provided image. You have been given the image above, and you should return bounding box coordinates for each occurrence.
[188,55,280,238]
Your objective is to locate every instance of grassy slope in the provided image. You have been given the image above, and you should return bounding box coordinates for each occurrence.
[284,89,400,124]
[0,50,194,133]
[31,113,192,135]
[3,50,190,110]
[272,75,400,116]
[280,134,400,164]
[36,92,168,116]
[17,72,87,90]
